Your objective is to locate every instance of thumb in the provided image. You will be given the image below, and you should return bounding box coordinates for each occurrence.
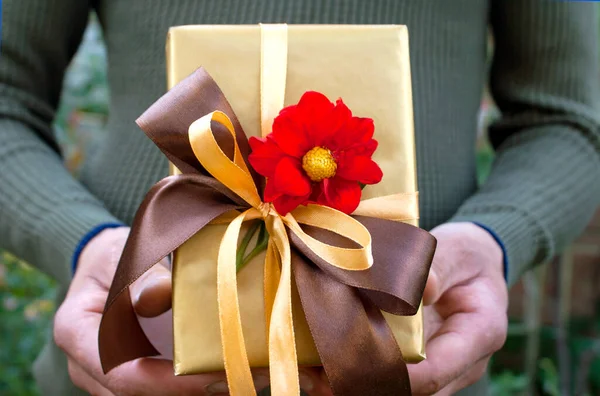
[421,224,467,306]
[130,259,172,317]
[421,250,459,306]
[422,267,440,306]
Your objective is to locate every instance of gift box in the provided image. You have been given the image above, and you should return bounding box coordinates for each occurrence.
[99,24,436,396]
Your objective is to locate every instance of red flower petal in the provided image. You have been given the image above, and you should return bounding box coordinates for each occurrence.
[347,138,378,157]
[330,117,374,151]
[263,179,281,202]
[348,117,375,142]
[257,90,383,215]
[273,157,311,197]
[309,182,324,203]
[271,107,312,158]
[296,91,335,122]
[309,98,352,147]
[296,92,337,146]
[315,185,328,207]
[248,136,286,177]
[321,177,362,214]
[264,164,312,215]
[273,193,310,215]
[337,155,383,184]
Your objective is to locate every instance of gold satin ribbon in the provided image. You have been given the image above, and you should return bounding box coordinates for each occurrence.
[259,25,295,394]
[189,111,374,395]
[260,24,288,138]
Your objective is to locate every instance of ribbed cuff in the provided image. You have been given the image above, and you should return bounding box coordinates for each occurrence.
[471,221,509,282]
[71,222,125,276]
[448,208,552,287]
[37,203,122,285]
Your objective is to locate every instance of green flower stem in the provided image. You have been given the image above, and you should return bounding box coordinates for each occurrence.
[240,222,269,269]
[236,220,261,271]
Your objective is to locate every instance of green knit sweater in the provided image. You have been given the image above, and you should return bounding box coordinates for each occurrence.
[2,0,600,288]
[1,1,599,393]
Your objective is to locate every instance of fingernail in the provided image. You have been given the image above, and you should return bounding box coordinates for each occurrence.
[253,375,270,391]
[206,380,229,395]
[299,372,314,391]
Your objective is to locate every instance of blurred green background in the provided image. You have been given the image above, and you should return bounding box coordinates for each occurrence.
[1,15,599,396]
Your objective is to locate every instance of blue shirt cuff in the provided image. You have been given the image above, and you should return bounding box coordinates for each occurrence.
[71,222,125,276]
[471,222,509,282]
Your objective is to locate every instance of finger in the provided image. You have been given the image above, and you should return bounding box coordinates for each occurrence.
[56,293,269,395]
[422,305,443,341]
[131,260,172,317]
[137,308,174,359]
[421,250,462,307]
[107,361,271,395]
[424,225,485,305]
[422,270,440,306]
[441,358,490,396]
[412,357,490,396]
[67,359,115,396]
[87,227,131,290]
[407,309,505,395]
[113,359,270,396]
[203,368,271,395]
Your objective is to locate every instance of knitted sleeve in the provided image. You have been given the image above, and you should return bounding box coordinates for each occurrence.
[0,0,120,287]
[449,1,600,286]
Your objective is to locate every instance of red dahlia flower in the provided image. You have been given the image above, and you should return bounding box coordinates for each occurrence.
[248,91,383,215]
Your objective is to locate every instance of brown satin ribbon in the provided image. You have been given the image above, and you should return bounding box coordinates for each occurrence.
[98,68,436,396]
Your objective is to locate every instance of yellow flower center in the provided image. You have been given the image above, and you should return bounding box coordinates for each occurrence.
[301,147,337,182]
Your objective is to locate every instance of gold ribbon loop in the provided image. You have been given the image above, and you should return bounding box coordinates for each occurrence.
[189,111,262,208]
[283,206,373,270]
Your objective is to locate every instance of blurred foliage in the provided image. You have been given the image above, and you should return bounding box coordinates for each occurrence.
[489,370,530,396]
[488,323,600,396]
[1,13,600,396]
[0,253,56,395]
[53,15,109,175]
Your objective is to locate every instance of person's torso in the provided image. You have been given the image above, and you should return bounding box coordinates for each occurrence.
[82,0,490,230]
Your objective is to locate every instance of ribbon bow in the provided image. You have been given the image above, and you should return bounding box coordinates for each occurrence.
[98,68,436,396]
[189,109,382,395]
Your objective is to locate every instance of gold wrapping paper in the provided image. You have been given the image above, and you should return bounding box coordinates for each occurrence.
[166,25,424,375]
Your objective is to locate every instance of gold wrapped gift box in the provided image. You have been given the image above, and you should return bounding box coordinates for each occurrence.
[166,24,424,375]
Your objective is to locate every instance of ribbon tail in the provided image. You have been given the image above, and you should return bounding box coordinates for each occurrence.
[218,209,262,396]
[265,216,300,396]
[263,238,281,339]
[292,250,412,396]
[99,174,240,373]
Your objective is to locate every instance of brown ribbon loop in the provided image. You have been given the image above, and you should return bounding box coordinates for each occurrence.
[98,68,436,396]
[292,216,434,316]
[137,68,261,190]
[99,174,242,371]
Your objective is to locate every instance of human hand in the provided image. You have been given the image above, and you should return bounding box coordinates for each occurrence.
[408,222,509,395]
[53,226,329,395]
